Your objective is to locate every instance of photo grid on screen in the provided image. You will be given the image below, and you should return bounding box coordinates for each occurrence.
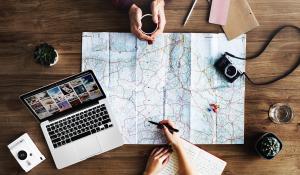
[25,74,103,120]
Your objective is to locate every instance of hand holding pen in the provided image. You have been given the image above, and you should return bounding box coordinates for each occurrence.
[145,120,193,175]
[149,120,179,133]
[149,120,182,148]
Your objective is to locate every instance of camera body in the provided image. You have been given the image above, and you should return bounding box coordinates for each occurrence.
[7,133,45,172]
[214,54,242,83]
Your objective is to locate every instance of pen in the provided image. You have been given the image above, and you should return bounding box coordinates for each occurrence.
[183,0,198,26]
[148,121,179,133]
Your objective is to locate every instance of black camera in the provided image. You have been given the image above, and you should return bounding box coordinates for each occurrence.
[214,54,242,83]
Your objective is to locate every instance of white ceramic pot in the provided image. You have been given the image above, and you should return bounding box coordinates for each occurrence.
[50,50,59,66]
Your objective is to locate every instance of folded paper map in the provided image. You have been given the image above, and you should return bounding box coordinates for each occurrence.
[82,32,246,144]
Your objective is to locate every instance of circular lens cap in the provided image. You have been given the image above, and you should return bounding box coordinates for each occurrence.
[17,150,27,160]
[225,64,237,78]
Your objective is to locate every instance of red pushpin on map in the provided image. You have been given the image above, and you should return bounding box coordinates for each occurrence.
[209,104,219,113]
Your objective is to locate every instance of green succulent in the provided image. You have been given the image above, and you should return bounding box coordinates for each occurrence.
[259,136,281,158]
[34,43,57,66]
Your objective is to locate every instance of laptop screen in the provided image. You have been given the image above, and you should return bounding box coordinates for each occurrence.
[20,71,105,121]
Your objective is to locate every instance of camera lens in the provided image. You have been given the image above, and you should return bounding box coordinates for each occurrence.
[225,65,237,78]
[17,150,27,160]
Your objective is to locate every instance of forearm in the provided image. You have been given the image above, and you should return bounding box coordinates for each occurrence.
[174,144,195,175]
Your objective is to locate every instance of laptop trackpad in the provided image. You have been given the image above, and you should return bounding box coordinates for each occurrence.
[75,135,102,159]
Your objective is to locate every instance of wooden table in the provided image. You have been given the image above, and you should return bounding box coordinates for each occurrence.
[0,0,299,174]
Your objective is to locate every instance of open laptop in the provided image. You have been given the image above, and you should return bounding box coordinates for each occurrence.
[20,70,124,169]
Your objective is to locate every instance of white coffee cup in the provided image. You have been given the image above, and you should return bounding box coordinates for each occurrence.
[140,14,158,35]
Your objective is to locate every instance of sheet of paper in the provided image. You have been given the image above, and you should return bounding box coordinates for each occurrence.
[161,139,227,175]
[81,32,246,144]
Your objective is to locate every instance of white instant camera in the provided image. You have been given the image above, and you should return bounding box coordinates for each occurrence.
[7,133,45,172]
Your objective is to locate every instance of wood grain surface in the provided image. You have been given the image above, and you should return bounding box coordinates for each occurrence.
[0,0,299,174]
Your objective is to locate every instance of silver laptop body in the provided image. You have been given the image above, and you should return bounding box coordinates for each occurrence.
[20,70,124,169]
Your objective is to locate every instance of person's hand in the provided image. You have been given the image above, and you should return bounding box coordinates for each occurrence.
[129,4,154,42]
[150,0,166,40]
[144,147,171,175]
[160,120,182,149]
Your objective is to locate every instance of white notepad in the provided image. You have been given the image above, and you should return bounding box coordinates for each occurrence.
[161,140,226,175]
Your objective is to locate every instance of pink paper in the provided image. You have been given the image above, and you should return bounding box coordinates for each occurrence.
[209,0,231,25]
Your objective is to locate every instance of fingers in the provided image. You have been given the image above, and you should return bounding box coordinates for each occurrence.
[163,125,173,140]
[150,147,171,168]
[132,17,153,41]
[150,147,158,156]
[154,147,166,156]
[130,4,153,42]
[162,156,170,166]
[158,148,169,157]
[160,152,170,162]
[160,119,176,128]
[158,9,166,31]
[151,29,162,40]
[136,19,142,31]
[150,0,166,40]
[151,1,159,24]
[131,26,153,41]
[130,0,166,43]
[135,9,143,29]
[160,119,175,139]
[154,147,170,161]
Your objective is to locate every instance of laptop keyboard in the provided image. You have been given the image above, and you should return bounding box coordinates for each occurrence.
[46,104,113,148]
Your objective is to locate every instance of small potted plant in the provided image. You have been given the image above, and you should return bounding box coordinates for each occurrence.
[255,132,282,159]
[34,43,59,66]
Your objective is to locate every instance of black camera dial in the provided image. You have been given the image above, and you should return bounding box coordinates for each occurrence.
[17,150,27,160]
[225,64,237,78]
